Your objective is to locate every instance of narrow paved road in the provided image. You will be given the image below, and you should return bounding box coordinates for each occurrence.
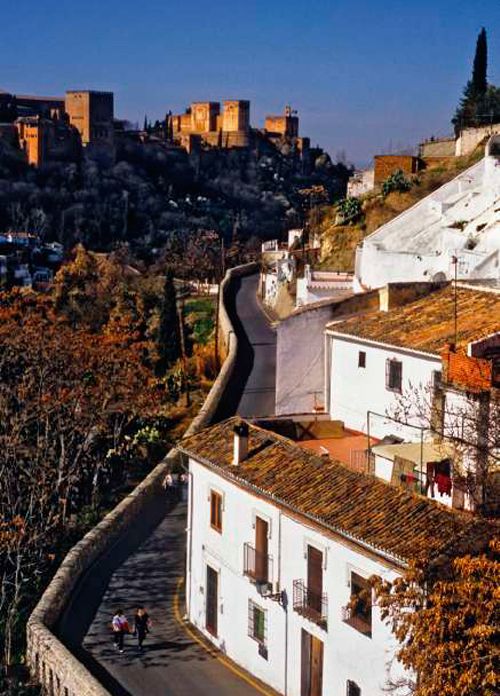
[234,273,276,418]
[56,271,277,696]
[212,272,276,421]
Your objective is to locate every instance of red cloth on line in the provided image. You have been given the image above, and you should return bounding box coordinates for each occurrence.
[435,473,452,496]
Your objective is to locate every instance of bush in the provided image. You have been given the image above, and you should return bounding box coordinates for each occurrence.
[381,169,412,197]
[337,196,362,224]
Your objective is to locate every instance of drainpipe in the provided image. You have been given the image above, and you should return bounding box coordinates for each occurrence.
[279,510,289,696]
[183,455,194,620]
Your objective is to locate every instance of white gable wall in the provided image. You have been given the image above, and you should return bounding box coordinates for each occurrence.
[327,334,441,439]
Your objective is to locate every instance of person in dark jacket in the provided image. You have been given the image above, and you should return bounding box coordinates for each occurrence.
[133,607,151,650]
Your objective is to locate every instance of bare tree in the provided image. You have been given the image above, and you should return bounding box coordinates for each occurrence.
[390,378,499,515]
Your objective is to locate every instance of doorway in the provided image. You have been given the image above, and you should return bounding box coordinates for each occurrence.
[301,629,323,696]
[206,565,218,636]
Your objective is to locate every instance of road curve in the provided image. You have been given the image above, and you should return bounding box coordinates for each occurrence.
[212,272,276,421]
[56,271,277,696]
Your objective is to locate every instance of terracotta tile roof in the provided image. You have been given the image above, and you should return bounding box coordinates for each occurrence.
[326,285,500,354]
[179,418,493,565]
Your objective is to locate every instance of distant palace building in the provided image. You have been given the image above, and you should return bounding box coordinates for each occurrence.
[169,99,251,151]
[168,101,309,154]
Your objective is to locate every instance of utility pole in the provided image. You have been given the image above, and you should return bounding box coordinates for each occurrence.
[452,255,458,349]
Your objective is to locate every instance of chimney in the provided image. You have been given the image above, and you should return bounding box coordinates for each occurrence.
[378,285,389,312]
[233,421,249,466]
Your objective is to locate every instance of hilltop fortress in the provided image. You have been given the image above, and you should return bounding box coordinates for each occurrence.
[0,87,316,166]
[168,100,310,153]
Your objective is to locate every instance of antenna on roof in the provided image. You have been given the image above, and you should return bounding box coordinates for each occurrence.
[451,255,458,350]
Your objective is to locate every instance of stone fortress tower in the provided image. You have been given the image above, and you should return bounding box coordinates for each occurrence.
[169,99,251,151]
[65,90,114,148]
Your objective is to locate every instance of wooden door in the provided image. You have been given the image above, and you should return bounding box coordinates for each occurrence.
[301,629,323,696]
[310,635,323,696]
[307,545,323,615]
[255,517,268,582]
[206,565,218,636]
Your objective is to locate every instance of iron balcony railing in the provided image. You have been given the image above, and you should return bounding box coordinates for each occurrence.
[341,604,372,638]
[243,543,273,585]
[293,579,328,630]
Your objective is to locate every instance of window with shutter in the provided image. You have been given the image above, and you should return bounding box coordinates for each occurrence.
[358,351,366,368]
[248,600,267,647]
[386,358,402,392]
[210,490,222,532]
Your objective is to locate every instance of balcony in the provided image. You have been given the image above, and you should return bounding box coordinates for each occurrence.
[341,605,372,638]
[293,579,328,630]
[243,543,273,586]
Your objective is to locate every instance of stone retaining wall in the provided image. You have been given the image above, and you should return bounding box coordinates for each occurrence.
[26,262,258,696]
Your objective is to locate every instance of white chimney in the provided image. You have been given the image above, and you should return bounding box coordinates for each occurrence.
[233,421,249,466]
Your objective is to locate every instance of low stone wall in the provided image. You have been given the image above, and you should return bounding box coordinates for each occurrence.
[26,262,258,696]
[456,123,500,156]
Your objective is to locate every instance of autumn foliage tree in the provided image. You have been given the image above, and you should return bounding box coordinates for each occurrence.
[0,290,161,672]
[373,538,499,696]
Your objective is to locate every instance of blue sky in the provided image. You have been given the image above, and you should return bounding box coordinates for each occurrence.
[2,0,500,165]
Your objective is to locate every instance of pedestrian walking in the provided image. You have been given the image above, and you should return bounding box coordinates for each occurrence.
[133,607,151,651]
[112,609,130,653]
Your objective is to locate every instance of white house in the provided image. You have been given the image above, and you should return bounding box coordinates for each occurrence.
[179,418,483,696]
[296,265,353,308]
[325,282,500,509]
[347,169,375,198]
[354,135,500,290]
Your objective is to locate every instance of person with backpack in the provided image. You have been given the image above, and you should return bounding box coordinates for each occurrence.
[112,609,129,653]
[133,607,151,651]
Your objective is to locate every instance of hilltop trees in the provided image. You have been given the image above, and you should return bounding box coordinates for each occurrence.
[453,27,500,133]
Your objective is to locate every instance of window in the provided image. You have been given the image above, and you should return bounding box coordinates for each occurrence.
[358,351,366,368]
[248,600,267,647]
[210,490,222,532]
[346,572,372,637]
[492,358,500,388]
[386,358,402,392]
[347,680,361,696]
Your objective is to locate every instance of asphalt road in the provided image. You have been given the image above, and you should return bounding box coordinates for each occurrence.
[212,272,276,421]
[234,273,276,418]
[56,271,277,696]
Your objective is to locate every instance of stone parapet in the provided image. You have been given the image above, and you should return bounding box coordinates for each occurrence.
[26,262,258,696]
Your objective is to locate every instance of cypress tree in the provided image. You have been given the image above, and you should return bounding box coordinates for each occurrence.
[156,269,181,375]
[472,27,488,96]
[453,27,490,133]
[143,114,148,132]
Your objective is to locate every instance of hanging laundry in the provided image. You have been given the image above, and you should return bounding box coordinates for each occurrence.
[435,472,452,495]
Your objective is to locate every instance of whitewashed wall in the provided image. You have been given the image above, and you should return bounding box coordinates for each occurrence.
[187,458,410,696]
[327,334,441,439]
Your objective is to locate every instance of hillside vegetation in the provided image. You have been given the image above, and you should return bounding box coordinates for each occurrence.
[317,145,485,272]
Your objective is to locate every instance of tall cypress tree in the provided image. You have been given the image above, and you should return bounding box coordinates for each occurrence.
[472,27,488,96]
[156,269,181,375]
[453,27,491,133]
